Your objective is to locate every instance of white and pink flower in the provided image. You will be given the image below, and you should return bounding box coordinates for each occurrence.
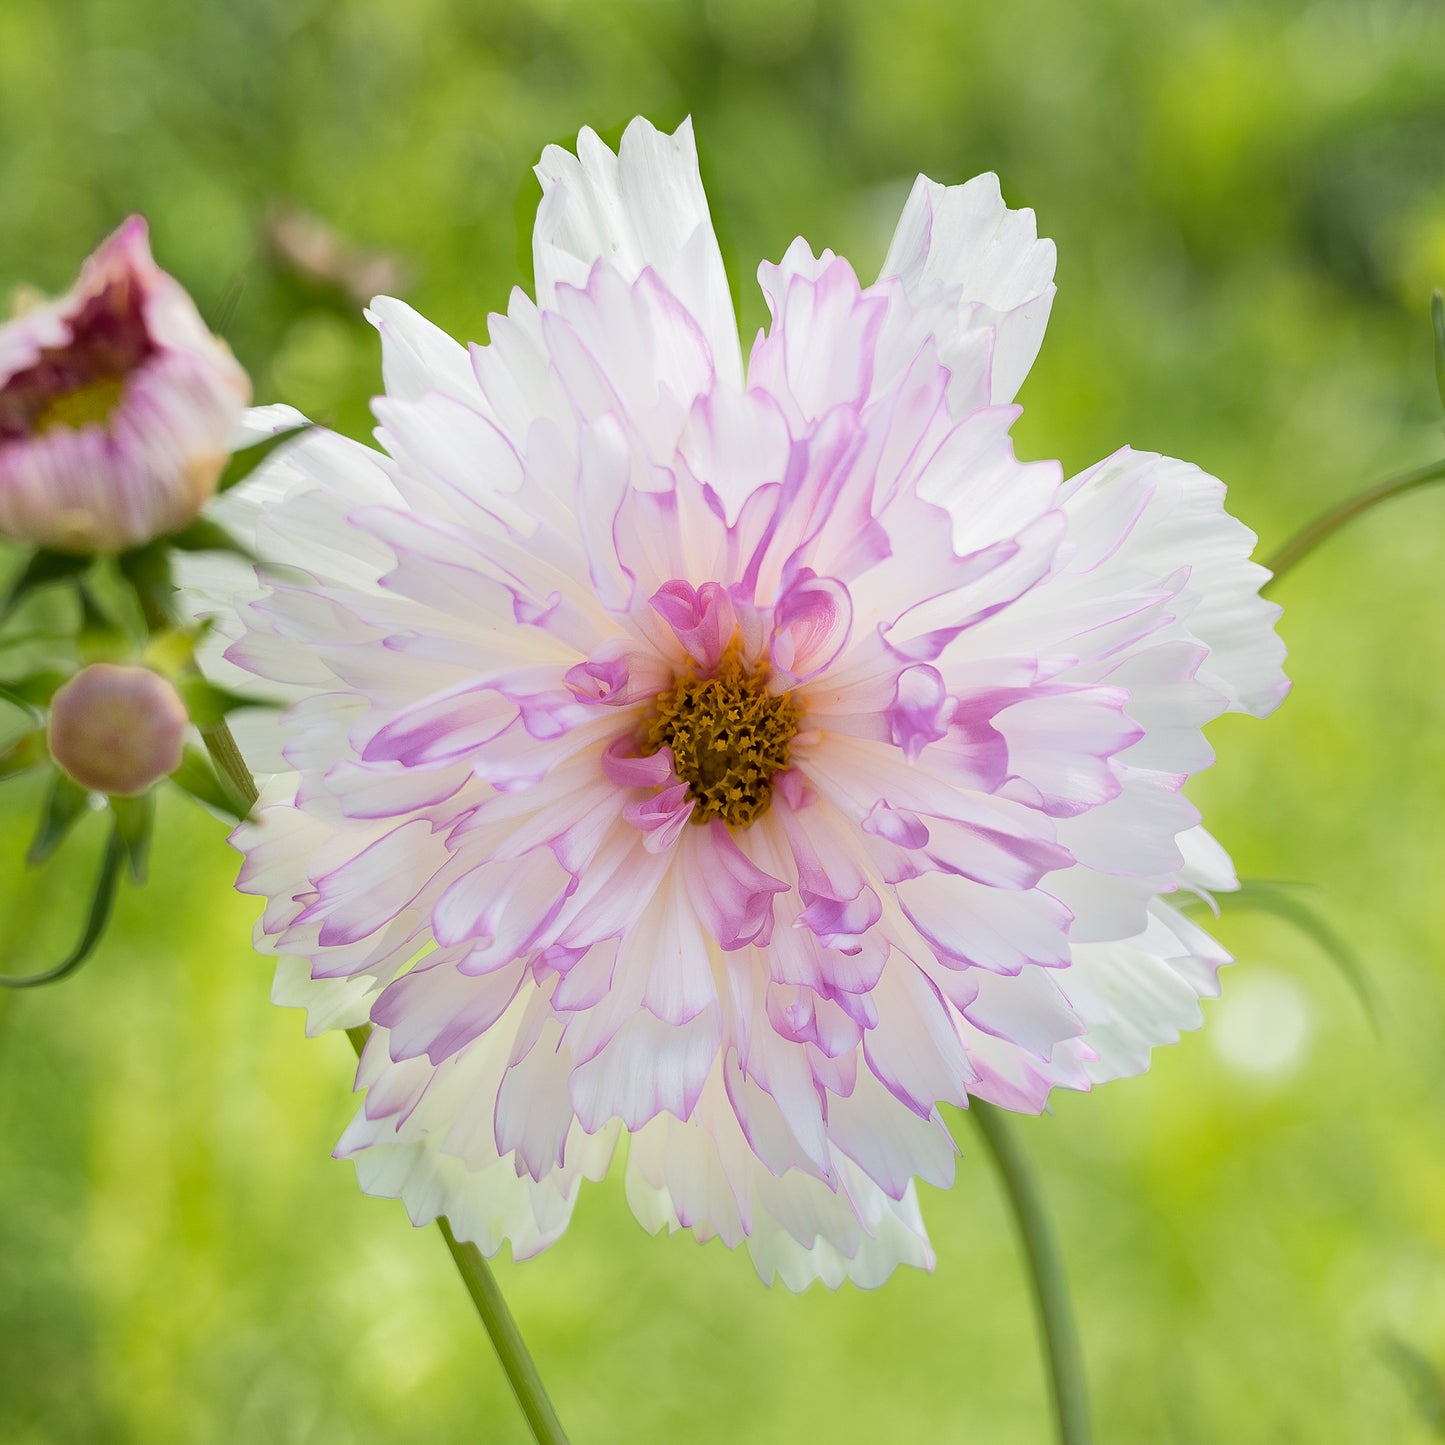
[215,119,1286,1288]
[0,217,251,554]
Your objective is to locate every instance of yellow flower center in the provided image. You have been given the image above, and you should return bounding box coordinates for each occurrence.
[644,643,801,827]
[34,375,128,434]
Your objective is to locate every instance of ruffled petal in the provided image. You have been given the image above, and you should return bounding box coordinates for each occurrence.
[534,117,743,390]
[878,172,1057,406]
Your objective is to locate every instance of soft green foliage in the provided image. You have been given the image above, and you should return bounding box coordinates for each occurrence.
[3,0,1445,1439]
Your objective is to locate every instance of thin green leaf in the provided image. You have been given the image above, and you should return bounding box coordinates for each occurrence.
[76,582,112,634]
[0,627,73,654]
[115,544,176,634]
[109,791,155,883]
[0,670,69,709]
[0,730,48,779]
[2,550,92,620]
[170,743,251,823]
[27,772,93,866]
[164,517,259,562]
[176,676,263,728]
[0,828,125,989]
[1381,1333,1445,1437]
[0,684,40,720]
[1433,290,1445,415]
[73,584,131,663]
[217,423,311,494]
[1185,879,1379,1033]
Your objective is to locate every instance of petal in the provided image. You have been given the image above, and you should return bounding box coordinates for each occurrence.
[533,117,743,389]
[1057,448,1289,718]
[878,171,1057,405]
[570,1005,722,1131]
[686,822,790,951]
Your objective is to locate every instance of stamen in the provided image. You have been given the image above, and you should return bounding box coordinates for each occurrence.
[34,375,128,433]
[643,641,801,827]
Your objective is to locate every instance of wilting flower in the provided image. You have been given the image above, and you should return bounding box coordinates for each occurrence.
[0,217,250,554]
[215,119,1286,1288]
[47,663,189,796]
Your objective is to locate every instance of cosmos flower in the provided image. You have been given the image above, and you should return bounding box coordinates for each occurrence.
[215,118,1286,1288]
[0,217,250,554]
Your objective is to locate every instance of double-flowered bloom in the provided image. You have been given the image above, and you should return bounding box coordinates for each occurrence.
[218,119,1287,1287]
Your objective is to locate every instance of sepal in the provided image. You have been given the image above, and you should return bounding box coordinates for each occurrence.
[28,772,93,866]
[176,675,263,727]
[0,671,67,712]
[171,743,252,823]
[109,791,155,882]
[0,728,47,779]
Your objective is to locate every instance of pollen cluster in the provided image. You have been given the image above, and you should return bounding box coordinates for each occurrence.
[644,644,801,827]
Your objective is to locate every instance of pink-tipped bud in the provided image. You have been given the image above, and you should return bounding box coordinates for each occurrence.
[47,664,188,796]
[0,217,251,554]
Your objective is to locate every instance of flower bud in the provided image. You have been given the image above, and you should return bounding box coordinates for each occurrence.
[0,217,251,554]
[47,664,189,796]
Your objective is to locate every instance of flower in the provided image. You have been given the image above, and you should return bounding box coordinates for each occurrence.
[216,118,1286,1289]
[0,217,251,554]
[47,662,188,795]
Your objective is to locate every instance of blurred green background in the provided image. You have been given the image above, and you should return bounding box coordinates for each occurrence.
[3,0,1445,1440]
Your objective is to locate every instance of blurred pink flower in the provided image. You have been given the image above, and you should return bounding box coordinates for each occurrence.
[0,217,250,554]
[217,119,1286,1288]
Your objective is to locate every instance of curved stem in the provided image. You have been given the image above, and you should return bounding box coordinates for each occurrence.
[971,1103,1091,1445]
[1262,457,1445,595]
[0,828,125,988]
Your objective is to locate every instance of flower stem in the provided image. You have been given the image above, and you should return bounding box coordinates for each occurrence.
[971,1102,1091,1445]
[201,723,259,809]
[341,1021,571,1444]
[437,1218,573,1445]
[1261,457,1445,595]
[204,719,569,1444]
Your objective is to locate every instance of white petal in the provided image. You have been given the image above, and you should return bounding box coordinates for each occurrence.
[1065,902,1232,1083]
[366,295,480,405]
[878,172,1057,404]
[270,955,378,1035]
[533,117,742,390]
[1058,448,1288,718]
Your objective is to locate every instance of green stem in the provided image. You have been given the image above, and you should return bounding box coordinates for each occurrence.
[201,723,259,809]
[972,1103,1091,1445]
[437,1219,572,1445]
[1262,457,1445,595]
[340,1021,570,1444]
